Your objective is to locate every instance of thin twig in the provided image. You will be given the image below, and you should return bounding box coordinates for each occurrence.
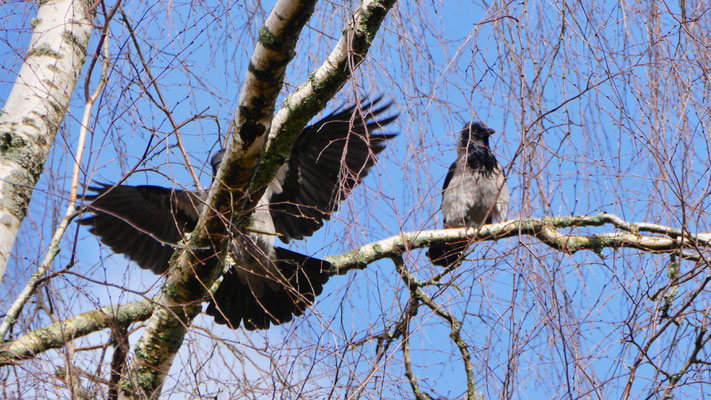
[120,9,202,191]
[391,256,434,400]
[393,256,479,400]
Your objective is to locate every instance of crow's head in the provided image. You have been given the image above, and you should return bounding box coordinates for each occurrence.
[459,121,496,149]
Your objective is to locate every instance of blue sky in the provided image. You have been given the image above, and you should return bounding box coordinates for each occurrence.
[2,0,710,398]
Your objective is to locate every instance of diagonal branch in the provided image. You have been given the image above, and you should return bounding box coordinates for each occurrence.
[0,301,153,367]
[247,0,399,205]
[119,0,318,397]
[120,0,398,397]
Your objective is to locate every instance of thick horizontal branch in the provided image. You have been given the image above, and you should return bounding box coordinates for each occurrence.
[326,213,711,273]
[2,213,703,367]
[0,301,153,366]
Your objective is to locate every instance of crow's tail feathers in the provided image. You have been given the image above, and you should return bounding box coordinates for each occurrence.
[426,241,468,267]
[206,248,330,330]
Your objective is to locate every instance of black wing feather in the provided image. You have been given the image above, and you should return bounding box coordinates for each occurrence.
[78,184,201,273]
[441,161,456,192]
[205,248,330,330]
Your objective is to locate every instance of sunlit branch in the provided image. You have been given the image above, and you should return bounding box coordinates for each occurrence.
[122,0,399,397]
[120,0,321,397]
[2,213,706,371]
[327,213,711,274]
[0,301,153,367]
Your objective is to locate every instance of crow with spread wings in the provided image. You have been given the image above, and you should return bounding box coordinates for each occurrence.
[80,98,397,330]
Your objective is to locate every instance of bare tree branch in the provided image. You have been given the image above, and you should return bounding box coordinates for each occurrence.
[0,301,153,367]
[117,1,319,397]
[2,213,706,375]
[249,0,399,200]
[327,213,711,273]
[118,0,398,397]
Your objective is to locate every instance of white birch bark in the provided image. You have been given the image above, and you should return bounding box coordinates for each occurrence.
[0,0,95,285]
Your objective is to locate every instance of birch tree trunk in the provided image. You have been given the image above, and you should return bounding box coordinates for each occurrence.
[0,0,95,284]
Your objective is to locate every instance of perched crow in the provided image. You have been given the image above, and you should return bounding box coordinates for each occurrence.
[80,98,397,330]
[427,121,509,266]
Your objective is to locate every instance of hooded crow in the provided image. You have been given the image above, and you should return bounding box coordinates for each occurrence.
[80,98,397,329]
[427,121,509,266]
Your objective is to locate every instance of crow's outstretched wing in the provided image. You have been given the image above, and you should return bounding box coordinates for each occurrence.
[78,184,201,274]
[269,98,398,242]
[79,98,398,330]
